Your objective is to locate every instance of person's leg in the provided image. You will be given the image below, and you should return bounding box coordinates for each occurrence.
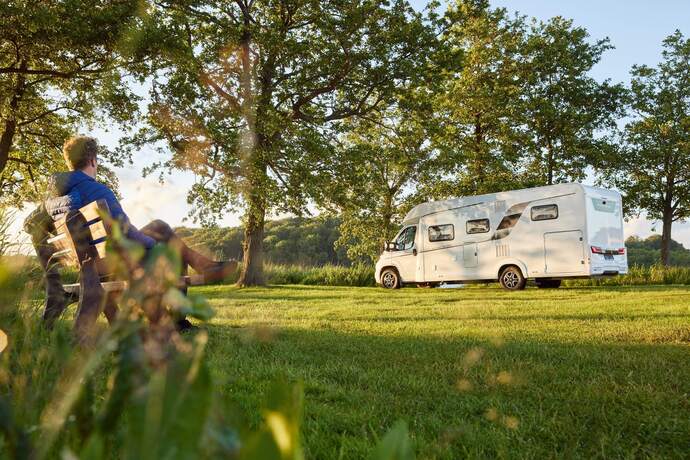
[139,220,215,272]
[23,206,70,328]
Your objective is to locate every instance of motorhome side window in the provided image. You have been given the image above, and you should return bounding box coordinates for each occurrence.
[531,204,559,221]
[395,226,417,250]
[428,224,454,242]
[466,218,490,234]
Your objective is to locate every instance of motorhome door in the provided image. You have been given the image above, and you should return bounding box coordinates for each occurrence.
[544,230,584,273]
[463,243,478,268]
[390,225,418,282]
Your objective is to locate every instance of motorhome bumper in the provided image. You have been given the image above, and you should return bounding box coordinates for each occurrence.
[597,270,619,276]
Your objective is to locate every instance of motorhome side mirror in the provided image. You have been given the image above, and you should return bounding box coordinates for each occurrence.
[385,241,397,251]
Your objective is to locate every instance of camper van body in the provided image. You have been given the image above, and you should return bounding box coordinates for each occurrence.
[374,183,628,289]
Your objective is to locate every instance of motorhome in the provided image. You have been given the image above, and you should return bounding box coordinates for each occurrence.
[375,183,628,290]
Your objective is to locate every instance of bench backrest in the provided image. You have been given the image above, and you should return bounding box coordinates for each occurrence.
[48,199,111,268]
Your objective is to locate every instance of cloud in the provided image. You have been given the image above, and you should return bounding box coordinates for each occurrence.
[114,166,242,228]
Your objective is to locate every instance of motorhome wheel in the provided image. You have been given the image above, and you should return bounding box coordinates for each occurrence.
[381,268,401,289]
[499,266,526,290]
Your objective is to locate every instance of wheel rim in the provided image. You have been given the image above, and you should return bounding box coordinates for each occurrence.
[503,271,519,289]
[382,272,396,288]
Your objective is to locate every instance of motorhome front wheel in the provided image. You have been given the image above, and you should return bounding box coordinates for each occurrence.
[381,268,401,289]
[499,266,526,291]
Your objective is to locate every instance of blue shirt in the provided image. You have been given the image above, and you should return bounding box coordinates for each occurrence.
[44,170,156,249]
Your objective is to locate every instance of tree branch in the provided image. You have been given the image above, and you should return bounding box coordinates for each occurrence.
[17,106,82,127]
[7,156,34,165]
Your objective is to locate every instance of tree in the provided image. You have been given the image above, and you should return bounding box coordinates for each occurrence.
[429,0,528,197]
[126,0,433,285]
[321,96,436,263]
[605,31,690,266]
[519,17,625,185]
[0,0,140,202]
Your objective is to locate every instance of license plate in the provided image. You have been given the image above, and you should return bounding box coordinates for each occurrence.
[604,254,614,261]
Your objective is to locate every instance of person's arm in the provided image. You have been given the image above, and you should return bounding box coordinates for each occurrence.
[100,189,157,249]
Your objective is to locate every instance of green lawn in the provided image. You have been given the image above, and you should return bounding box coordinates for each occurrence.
[192,284,690,459]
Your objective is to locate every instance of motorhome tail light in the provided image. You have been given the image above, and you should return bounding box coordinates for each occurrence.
[617,248,626,255]
[590,246,604,254]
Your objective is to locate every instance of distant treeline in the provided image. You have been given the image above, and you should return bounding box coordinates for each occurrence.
[177,218,690,268]
[175,217,350,266]
[625,235,690,267]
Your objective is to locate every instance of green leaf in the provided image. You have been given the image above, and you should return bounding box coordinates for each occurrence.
[369,421,415,460]
[242,380,304,460]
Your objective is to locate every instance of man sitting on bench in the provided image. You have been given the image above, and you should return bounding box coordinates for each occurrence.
[28,135,236,330]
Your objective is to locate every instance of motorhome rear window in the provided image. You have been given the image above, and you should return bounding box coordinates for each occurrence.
[428,224,454,242]
[531,204,558,221]
[591,198,617,213]
[466,218,490,234]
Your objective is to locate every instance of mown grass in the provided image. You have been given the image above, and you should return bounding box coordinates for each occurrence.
[195,284,690,459]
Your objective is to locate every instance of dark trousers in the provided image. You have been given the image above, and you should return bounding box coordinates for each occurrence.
[139,219,213,274]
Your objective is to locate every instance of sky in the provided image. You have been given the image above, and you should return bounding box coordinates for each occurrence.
[8,0,690,251]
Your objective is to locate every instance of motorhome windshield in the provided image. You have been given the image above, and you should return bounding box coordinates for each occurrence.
[394,226,416,250]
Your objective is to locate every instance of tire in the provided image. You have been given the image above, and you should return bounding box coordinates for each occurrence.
[536,279,561,289]
[499,266,526,291]
[380,268,401,289]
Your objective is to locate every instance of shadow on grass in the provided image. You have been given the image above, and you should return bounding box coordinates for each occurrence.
[203,322,690,460]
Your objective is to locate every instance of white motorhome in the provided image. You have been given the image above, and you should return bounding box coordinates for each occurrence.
[375,183,628,290]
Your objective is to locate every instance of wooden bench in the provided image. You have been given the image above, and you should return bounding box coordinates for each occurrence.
[45,199,205,337]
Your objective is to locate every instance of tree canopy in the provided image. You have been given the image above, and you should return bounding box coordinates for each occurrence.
[121,0,435,285]
[0,0,140,202]
[603,31,690,265]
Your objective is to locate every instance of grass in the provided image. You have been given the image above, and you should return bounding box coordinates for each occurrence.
[193,284,690,459]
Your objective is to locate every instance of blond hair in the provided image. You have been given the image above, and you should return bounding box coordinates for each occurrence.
[62,136,98,171]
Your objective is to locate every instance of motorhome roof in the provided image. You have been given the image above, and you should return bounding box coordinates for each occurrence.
[402,183,601,224]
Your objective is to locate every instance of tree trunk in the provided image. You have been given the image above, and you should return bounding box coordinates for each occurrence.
[0,118,17,175]
[237,199,265,286]
[546,138,554,185]
[473,113,484,191]
[237,160,267,286]
[660,205,673,267]
[0,62,26,176]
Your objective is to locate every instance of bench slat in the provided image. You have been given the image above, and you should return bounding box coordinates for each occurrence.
[63,281,127,294]
[88,220,108,243]
[93,241,107,259]
[46,233,66,245]
[79,201,105,224]
[62,275,206,294]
